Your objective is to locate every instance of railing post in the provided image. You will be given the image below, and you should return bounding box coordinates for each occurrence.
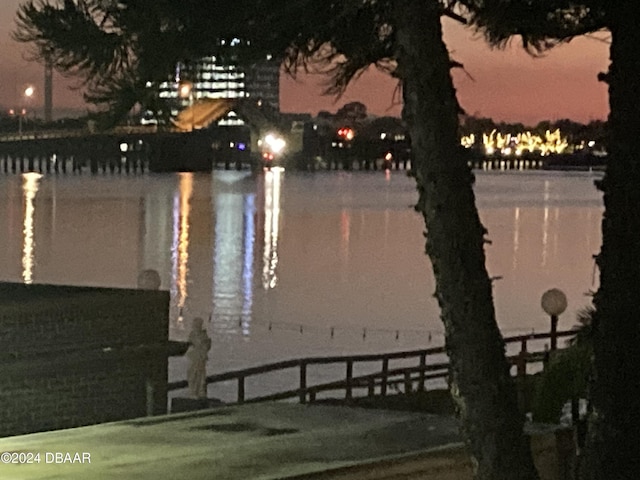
[419,353,426,392]
[237,376,245,404]
[381,358,389,396]
[368,378,375,397]
[517,339,528,378]
[543,344,551,370]
[145,378,155,417]
[516,339,528,412]
[299,360,307,404]
[345,360,353,400]
[404,371,412,394]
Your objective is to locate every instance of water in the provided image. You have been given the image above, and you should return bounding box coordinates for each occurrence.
[0,168,603,400]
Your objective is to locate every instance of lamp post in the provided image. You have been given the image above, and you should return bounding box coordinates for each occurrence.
[178,81,194,132]
[541,288,567,351]
[14,108,25,137]
[18,85,35,138]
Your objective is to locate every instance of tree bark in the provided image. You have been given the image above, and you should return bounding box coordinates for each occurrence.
[393,2,538,479]
[587,2,640,479]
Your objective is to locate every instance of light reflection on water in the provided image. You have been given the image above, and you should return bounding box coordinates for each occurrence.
[0,169,604,397]
[262,167,282,290]
[171,172,193,322]
[21,173,42,284]
[213,171,253,334]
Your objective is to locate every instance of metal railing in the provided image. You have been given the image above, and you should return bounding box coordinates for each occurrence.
[168,329,577,405]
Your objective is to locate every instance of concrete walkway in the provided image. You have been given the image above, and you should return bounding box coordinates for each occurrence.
[0,403,462,480]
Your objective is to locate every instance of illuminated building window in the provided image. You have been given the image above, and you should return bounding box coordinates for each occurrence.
[155,46,280,126]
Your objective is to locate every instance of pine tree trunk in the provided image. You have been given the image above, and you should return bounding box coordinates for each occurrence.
[587,3,640,478]
[393,2,538,479]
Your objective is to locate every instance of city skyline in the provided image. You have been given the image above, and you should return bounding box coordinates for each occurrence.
[1,1,609,124]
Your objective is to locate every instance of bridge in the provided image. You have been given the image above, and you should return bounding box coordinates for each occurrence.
[0,125,256,174]
[0,98,289,174]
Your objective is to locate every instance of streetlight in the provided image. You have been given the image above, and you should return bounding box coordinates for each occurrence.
[258,133,287,167]
[541,288,567,351]
[17,85,35,137]
[24,85,35,99]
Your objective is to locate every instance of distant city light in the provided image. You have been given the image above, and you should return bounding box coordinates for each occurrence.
[337,127,355,141]
[461,128,569,156]
[178,81,193,99]
[460,133,475,148]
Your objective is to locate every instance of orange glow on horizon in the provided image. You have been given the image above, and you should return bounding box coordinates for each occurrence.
[280,21,609,125]
[1,2,609,124]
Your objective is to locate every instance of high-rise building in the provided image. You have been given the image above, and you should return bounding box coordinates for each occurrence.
[245,56,280,111]
[157,40,280,126]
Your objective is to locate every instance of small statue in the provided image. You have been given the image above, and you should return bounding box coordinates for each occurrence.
[186,317,212,399]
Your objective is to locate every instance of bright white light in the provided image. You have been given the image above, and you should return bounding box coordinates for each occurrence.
[119,143,128,153]
[178,82,192,98]
[263,133,286,154]
[588,141,595,147]
[24,86,35,98]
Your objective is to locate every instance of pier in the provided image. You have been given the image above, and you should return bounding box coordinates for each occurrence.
[0,129,606,175]
[0,127,256,174]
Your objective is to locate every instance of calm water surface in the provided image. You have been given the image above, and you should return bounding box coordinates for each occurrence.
[0,168,603,399]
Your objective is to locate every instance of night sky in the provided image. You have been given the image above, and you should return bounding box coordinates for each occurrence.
[1,2,610,124]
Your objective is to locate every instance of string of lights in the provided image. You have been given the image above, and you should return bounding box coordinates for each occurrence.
[175,308,547,342]
[175,308,440,341]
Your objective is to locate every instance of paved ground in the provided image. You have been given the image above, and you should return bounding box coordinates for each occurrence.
[0,403,462,480]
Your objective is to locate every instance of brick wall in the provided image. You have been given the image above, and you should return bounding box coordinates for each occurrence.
[0,282,170,438]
